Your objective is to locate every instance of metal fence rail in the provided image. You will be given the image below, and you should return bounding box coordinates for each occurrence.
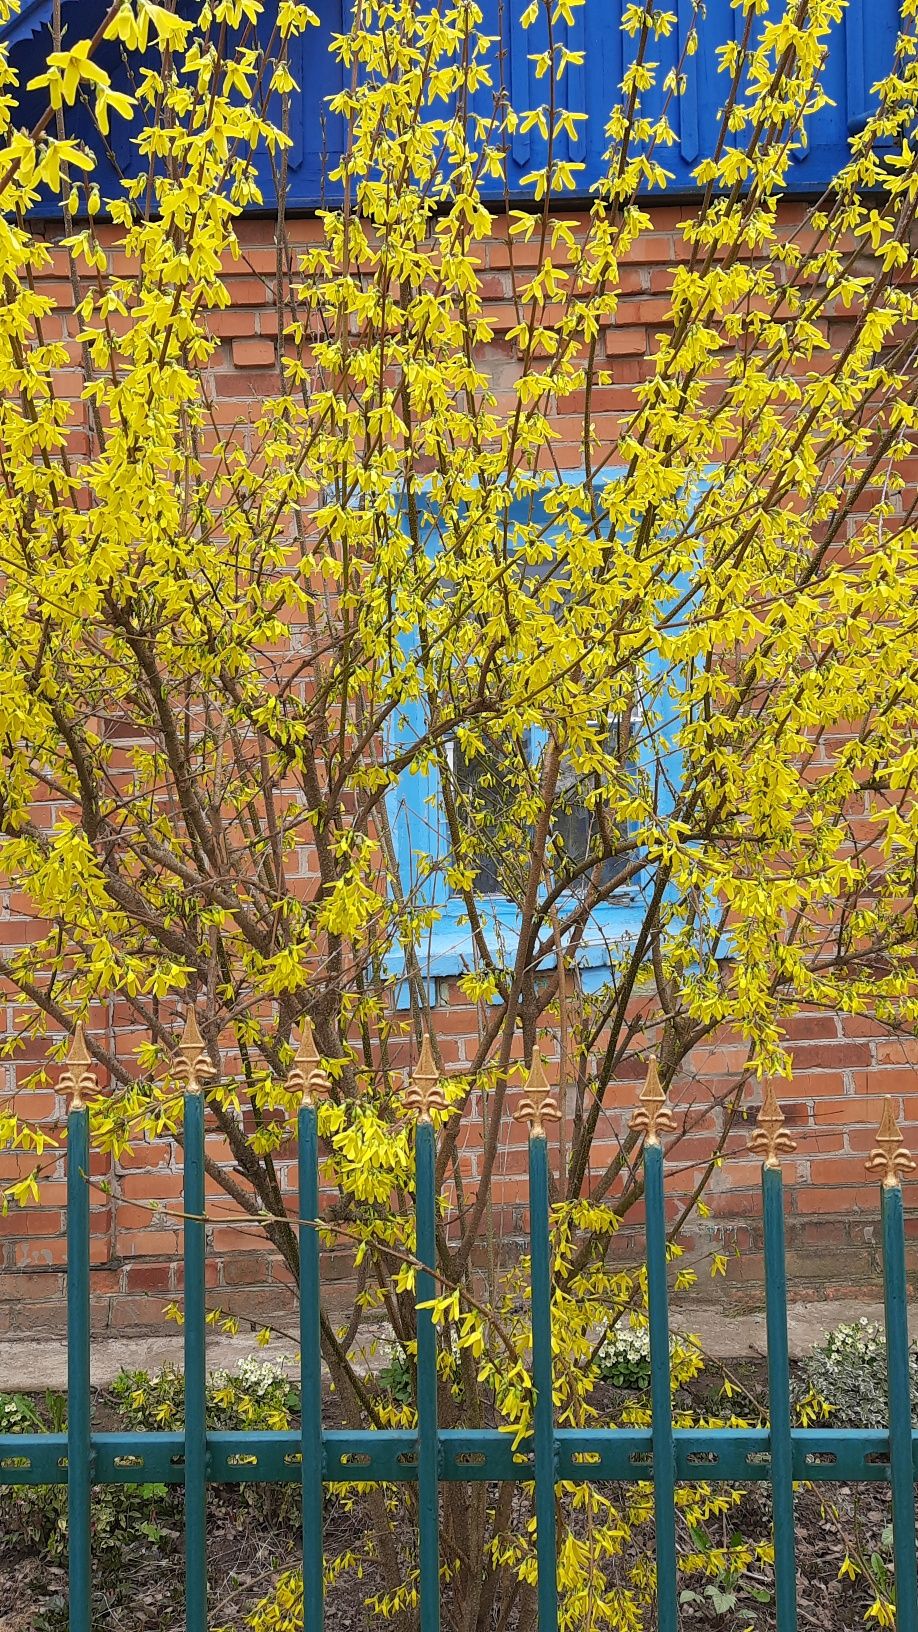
[1,1017,917,1632]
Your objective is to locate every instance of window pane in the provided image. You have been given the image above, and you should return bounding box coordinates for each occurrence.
[549,725,632,898]
[552,785,627,896]
[450,736,514,896]
[448,727,632,901]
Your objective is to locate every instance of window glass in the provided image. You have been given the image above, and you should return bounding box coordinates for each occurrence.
[446,719,635,904]
[447,731,526,899]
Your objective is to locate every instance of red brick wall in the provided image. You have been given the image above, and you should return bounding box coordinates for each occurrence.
[1,991,914,1337]
[0,201,913,1337]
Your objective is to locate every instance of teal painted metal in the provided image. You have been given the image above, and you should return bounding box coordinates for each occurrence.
[67,1101,92,1632]
[881,1179,918,1632]
[644,1139,678,1632]
[298,1101,324,1632]
[762,1164,798,1630]
[528,1129,559,1632]
[8,1425,918,1489]
[5,1087,918,1631]
[415,1117,441,1632]
[183,1089,208,1632]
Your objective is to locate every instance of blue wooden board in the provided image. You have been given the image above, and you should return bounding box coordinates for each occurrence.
[1,0,903,210]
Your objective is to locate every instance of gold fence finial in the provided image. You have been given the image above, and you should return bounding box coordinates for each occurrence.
[60,1023,98,1110]
[866,1098,916,1189]
[402,1034,447,1123]
[288,1016,330,1108]
[749,1081,797,1169]
[178,1007,216,1095]
[629,1057,676,1147]
[515,1048,561,1138]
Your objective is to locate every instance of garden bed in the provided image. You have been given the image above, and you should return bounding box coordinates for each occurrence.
[0,1468,894,1631]
[0,1345,904,1632]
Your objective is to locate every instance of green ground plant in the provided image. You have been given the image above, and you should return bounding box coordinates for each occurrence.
[796,1319,918,1430]
[0,1359,300,1562]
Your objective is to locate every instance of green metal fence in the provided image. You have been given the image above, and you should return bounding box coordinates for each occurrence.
[2,1016,917,1632]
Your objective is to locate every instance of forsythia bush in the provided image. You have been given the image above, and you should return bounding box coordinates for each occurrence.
[1,0,918,1624]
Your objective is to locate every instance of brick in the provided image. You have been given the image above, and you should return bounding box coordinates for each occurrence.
[123,1262,174,1293]
[238,248,284,275]
[486,238,546,269]
[794,1184,878,1215]
[210,1225,272,1254]
[214,370,281,398]
[115,1141,174,1170]
[220,1252,272,1286]
[117,1229,181,1258]
[206,310,258,338]
[790,1043,871,1070]
[876,1037,918,1065]
[1,1270,66,1299]
[846,1126,885,1154]
[13,1238,67,1267]
[222,277,272,305]
[217,1289,296,1322]
[119,1172,185,1202]
[113,1200,162,1230]
[84,1268,121,1296]
[10,1089,60,1120]
[604,326,647,357]
[839,1015,889,1038]
[7,1300,68,1336]
[635,297,673,324]
[787,1247,875,1282]
[852,1069,917,1098]
[793,1070,847,1098]
[788,1014,841,1041]
[811,1094,878,1127]
[231,338,277,368]
[649,267,675,293]
[622,234,675,264]
[3,1208,63,1237]
[171,1260,220,1290]
[808,1156,879,1186]
[107,1295,175,1329]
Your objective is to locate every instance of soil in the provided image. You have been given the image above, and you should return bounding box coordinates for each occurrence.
[0,1366,903,1631]
[0,1483,895,1630]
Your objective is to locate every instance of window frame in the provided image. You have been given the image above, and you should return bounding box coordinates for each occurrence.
[383,467,693,1000]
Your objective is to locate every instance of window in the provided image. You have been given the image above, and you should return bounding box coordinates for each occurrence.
[446,718,635,900]
[448,731,516,899]
[384,470,684,999]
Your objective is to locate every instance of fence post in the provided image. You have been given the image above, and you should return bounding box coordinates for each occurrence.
[631,1059,678,1632]
[292,1020,328,1632]
[517,1049,561,1632]
[405,1036,445,1632]
[63,1026,96,1632]
[179,1009,213,1632]
[750,1084,798,1632]
[868,1099,918,1632]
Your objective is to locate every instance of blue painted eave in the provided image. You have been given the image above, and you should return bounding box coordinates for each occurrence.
[1,0,905,210]
[2,0,56,48]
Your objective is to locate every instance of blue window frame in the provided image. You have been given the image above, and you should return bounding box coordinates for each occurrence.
[383,470,689,1001]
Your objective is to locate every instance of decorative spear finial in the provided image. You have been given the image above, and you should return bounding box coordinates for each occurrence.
[177,1007,216,1095]
[749,1081,797,1169]
[866,1098,916,1189]
[59,1023,98,1110]
[629,1057,676,1147]
[287,1017,330,1108]
[402,1034,447,1122]
[515,1048,561,1139]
